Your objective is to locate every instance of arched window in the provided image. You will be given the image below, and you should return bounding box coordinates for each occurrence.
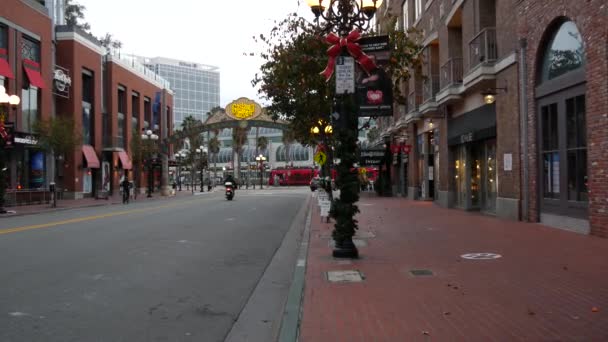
[537,20,588,223]
[540,21,585,82]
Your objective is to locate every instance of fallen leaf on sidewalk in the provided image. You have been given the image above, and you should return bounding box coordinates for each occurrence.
[422,331,430,336]
[527,309,536,316]
[592,307,600,312]
[443,311,451,315]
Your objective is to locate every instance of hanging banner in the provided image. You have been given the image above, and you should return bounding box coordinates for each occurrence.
[356,35,392,117]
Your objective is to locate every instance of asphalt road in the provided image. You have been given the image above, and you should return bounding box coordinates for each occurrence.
[0,188,309,342]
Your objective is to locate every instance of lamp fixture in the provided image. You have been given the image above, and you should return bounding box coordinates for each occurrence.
[306,0,383,34]
[481,83,508,104]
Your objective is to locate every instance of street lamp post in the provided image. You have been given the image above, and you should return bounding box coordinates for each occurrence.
[255,154,266,189]
[174,151,186,191]
[306,0,383,259]
[0,86,20,214]
[141,129,159,198]
[195,145,208,192]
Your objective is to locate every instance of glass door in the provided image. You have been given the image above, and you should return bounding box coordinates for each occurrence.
[482,140,497,213]
[454,146,467,207]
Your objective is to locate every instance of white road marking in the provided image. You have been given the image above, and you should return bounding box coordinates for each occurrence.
[9,312,30,317]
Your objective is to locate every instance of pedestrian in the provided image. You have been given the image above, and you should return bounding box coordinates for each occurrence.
[121,175,130,204]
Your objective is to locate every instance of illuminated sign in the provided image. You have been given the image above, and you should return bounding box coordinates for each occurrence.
[225,97,262,121]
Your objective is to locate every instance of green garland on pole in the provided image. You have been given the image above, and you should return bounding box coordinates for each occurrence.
[330,93,360,258]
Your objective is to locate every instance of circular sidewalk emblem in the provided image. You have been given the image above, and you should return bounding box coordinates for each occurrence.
[461,253,502,260]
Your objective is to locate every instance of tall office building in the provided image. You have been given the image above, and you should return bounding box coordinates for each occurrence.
[136,56,220,129]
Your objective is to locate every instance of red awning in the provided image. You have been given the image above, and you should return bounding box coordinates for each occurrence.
[0,58,14,79]
[117,151,132,170]
[82,145,100,169]
[23,65,45,89]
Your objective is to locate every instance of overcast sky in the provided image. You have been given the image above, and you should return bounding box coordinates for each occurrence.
[77,0,315,107]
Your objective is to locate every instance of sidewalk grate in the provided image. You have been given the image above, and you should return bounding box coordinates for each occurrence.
[409,269,434,277]
[326,270,364,283]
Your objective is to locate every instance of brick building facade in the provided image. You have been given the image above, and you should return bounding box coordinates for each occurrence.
[376,0,607,237]
[1,0,174,203]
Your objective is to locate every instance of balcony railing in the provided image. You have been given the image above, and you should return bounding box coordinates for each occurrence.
[440,57,464,90]
[469,27,497,71]
[408,90,423,112]
[422,74,440,103]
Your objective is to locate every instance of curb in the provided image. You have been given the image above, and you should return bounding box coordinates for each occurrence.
[277,197,312,342]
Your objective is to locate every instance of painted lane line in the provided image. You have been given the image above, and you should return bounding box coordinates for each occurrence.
[0,202,185,236]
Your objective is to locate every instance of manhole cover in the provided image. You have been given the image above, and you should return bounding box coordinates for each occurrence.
[461,253,502,260]
[410,269,434,277]
[326,270,364,283]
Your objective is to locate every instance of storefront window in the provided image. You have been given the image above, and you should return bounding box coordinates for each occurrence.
[82,71,94,145]
[566,95,587,202]
[454,146,466,208]
[541,103,560,199]
[21,81,39,133]
[118,87,126,148]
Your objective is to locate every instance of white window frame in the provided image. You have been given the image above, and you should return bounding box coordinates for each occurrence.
[414,0,423,22]
[402,0,409,30]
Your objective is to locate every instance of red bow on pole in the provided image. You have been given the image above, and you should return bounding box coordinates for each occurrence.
[320,30,377,82]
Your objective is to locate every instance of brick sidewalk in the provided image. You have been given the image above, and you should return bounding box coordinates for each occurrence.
[300,195,608,341]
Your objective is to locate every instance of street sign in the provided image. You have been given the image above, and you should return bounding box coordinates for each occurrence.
[335,56,355,94]
[314,151,327,166]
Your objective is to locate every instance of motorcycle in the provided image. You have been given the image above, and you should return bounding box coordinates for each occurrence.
[225,182,234,201]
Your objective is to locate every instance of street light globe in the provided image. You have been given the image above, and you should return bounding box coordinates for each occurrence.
[8,95,20,106]
[151,134,159,140]
[311,126,320,134]
[0,85,5,94]
[196,148,201,153]
[484,93,496,104]
[146,129,153,136]
[324,125,333,134]
[0,92,9,104]
[141,134,148,140]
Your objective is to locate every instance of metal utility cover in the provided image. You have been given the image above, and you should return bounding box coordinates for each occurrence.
[326,270,364,283]
[409,269,434,277]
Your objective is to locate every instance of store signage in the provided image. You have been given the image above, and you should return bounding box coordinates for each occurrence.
[460,132,473,144]
[53,65,72,98]
[13,132,38,145]
[225,97,262,121]
[360,148,385,166]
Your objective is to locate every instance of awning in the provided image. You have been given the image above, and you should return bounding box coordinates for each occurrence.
[117,151,132,170]
[23,61,45,89]
[82,145,100,168]
[0,56,14,79]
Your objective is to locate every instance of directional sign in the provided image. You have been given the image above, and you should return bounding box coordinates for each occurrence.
[314,151,327,166]
[335,56,355,94]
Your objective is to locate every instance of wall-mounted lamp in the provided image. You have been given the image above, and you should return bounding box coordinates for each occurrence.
[481,83,508,104]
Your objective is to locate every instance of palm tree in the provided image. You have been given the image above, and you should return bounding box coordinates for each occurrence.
[232,127,249,182]
[208,135,220,183]
[282,129,296,167]
[181,115,202,190]
[257,136,269,153]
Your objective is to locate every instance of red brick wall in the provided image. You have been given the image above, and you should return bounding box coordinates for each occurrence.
[55,37,103,193]
[105,60,173,190]
[495,65,521,200]
[518,0,608,236]
[0,0,52,126]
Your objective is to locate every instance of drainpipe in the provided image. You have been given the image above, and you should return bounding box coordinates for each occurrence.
[519,38,529,221]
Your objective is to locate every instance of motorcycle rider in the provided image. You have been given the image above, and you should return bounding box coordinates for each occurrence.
[224,174,237,188]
